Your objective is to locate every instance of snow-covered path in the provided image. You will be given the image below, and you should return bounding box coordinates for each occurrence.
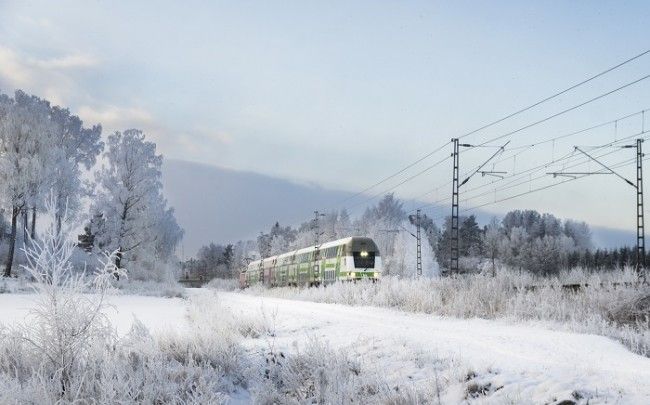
[216,291,650,403]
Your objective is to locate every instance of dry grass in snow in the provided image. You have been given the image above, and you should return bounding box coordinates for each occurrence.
[236,267,650,357]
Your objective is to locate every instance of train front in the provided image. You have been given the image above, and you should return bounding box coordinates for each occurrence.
[344,237,381,281]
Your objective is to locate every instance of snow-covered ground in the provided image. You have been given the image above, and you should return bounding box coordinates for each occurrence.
[2,289,649,403]
[215,291,650,404]
[0,293,189,336]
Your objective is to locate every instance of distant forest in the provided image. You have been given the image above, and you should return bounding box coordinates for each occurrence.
[185,193,642,280]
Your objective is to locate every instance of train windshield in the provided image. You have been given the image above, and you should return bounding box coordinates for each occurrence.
[353,251,375,268]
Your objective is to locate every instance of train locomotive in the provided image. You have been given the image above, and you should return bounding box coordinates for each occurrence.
[239,236,381,288]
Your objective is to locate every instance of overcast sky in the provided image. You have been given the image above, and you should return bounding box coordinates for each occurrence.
[1,1,649,232]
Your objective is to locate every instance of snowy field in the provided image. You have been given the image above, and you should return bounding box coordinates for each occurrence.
[2,288,649,403]
[216,291,650,404]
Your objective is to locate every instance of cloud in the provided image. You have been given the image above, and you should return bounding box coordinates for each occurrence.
[0,44,99,105]
[0,44,231,165]
[77,105,154,130]
[34,54,99,70]
[0,46,32,88]
[193,127,234,145]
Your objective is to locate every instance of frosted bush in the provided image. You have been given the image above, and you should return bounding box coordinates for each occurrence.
[251,337,442,404]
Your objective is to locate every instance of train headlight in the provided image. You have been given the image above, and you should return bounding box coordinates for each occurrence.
[350,272,356,278]
[360,251,369,257]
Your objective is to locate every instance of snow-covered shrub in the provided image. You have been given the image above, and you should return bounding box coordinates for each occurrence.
[2,197,125,399]
[251,337,441,404]
[0,288,267,402]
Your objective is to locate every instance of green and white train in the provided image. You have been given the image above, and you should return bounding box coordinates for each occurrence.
[239,236,381,288]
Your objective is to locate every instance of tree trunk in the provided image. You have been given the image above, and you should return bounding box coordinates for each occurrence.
[4,207,19,277]
[55,213,62,236]
[491,254,496,277]
[112,202,129,280]
[22,208,28,246]
[114,249,122,280]
[30,207,36,240]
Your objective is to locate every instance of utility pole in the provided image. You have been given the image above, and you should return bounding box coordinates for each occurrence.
[313,211,325,245]
[636,139,645,274]
[450,138,460,274]
[416,209,422,277]
[548,140,645,278]
[450,139,509,274]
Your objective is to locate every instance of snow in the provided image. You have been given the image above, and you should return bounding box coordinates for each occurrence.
[216,291,650,403]
[1,289,649,403]
[0,293,188,336]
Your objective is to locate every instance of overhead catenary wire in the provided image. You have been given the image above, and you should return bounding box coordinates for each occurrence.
[423,155,648,223]
[328,49,650,212]
[344,154,452,213]
[414,131,650,220]
[343,74,650,215]
[474,74,650,147]
[462,156,649,214]
[409,116,650,214]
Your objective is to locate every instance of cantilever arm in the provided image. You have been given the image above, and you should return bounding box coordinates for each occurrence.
[460,141,511,187]
[574,147,636,188]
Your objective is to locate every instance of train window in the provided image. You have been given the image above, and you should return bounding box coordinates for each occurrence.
[353,251,375,268]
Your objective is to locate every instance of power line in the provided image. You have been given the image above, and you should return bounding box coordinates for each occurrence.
[329,49,650,211]
[462,156,648,213]
[458,49,650,141]
[350,75,649,215]
[475,74,650,147]
[409,111,650,211]
[424,155,647,224]
[345,154,452,213]
[414,135,648,218]
[332,141,451,209]
[459,130,650,201]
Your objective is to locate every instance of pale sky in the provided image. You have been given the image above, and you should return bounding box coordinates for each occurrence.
[0,1,649,232]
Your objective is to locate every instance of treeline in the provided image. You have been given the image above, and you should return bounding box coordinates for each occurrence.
[0,89,183,281]
[190,193,639,280]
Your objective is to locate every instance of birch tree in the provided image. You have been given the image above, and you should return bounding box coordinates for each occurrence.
[47,105,103,233]
[92,129,182,278]
[0,91,56,277]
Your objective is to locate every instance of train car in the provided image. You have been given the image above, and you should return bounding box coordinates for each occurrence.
[238,236,381,288]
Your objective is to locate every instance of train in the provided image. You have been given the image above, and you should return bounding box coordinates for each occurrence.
[239,236,381,288]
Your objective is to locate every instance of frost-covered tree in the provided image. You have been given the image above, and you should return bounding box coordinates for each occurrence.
[47,105,102,233]
[92,129,182,279]
[436,215,481,267]
[391,224,438,278]
[459,215,483,256]
[233,239,258,270]
[528,234,576,275]
[482,217,502,275]
[335,209,352,237]
[355,194,406,273]
[0,91,56,277]
[564,219,592,252]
